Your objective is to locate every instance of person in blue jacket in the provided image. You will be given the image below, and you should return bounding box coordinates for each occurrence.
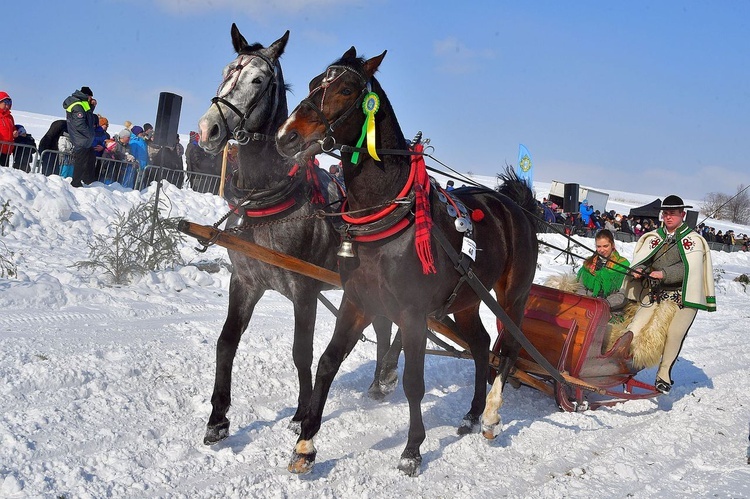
[579,199,594,225]
[128,125,150,171]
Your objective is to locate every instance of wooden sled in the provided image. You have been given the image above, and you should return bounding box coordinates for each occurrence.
[494,284,660,411]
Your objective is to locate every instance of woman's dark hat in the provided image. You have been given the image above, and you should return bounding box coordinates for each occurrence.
[661,195,692,210]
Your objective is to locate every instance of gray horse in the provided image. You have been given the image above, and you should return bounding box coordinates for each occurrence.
[197,25,398,444]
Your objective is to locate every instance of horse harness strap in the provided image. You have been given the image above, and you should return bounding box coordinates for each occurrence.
[226,172,307,218]
[337,193,415,242]
[430,225,569,386]
[432,185,476,317]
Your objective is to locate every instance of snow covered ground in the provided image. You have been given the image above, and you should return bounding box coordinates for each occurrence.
[1,127,749,497]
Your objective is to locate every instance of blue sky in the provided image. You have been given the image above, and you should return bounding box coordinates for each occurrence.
[3,0,748,200]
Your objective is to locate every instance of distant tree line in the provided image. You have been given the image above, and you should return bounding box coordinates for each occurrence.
[701,184,750,225]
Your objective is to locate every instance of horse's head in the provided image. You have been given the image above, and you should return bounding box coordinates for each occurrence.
[198,24,289,155]
[276,47,386,162]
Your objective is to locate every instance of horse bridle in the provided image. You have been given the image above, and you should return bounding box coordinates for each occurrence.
[298,65,370,152]
[211,52,280,145]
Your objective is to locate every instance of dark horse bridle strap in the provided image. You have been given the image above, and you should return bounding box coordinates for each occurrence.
[299,65,370,144]
[211,52,279,145]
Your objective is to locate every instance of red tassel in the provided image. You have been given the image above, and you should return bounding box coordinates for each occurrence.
[305,159,326,205]
[416,239,436,275]
[412,144,436,275]
[471,209,485,222]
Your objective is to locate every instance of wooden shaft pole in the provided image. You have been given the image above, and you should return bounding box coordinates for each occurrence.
[178,220,341,287]
[218,142,229,198]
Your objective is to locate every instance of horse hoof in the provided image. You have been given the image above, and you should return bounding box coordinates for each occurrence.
[380,368,399,390]
[368,372,399,400]
[203,420,230,445]
[288,450,316,474]
[367,383,387,401]
[457,414,480,436]
[367,381,397,400]
[481,420,502,440]
[287,419,302,435]
[397,455,422,477]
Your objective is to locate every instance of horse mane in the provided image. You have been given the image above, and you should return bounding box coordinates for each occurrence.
[331,54,366,68]
[238,43,265,55]
[272,62,289,104]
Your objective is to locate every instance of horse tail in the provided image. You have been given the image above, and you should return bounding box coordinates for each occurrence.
[495,166,539,227]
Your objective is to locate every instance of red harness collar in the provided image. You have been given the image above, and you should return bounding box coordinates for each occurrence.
[228,160,325,218]
[232,196,298,218]
[342,156,416,224]
[339,152,417,242]
[339,145,435,274]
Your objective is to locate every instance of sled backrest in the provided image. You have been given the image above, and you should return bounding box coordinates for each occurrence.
[505,284,611,376]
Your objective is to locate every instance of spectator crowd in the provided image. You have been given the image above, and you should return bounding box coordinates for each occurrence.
[540,197,748,252]
[0,87,225,193]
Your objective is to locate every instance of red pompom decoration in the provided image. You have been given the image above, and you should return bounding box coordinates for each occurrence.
[471,209,485,222]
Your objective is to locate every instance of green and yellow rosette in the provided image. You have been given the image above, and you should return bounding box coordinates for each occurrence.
[352,92,381,164]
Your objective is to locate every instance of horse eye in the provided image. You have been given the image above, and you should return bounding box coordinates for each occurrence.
[252,77,263,84]
[341,88,353,96]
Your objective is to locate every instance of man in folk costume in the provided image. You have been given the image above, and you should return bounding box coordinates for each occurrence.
[622,195,716,394]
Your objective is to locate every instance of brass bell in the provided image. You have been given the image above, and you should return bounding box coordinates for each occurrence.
[337,240,357,258]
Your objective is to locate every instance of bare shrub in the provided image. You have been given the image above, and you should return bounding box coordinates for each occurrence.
[75,199,185,285]
[0,200,16,278]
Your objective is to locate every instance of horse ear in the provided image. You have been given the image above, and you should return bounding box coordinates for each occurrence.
[267,30,290,61]
[363,50,387,78]
[342,46,357,60]
[231,23,250,54]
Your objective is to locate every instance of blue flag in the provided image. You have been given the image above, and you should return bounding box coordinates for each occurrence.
[517,144,533,187]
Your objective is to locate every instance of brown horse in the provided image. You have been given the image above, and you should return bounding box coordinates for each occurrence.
[196,28,398,446]
[276,48,539,476]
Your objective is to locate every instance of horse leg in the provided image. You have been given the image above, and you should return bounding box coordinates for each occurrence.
[482,334,517,439]
[368,316,400,400]
[481,285,527,440]
[204,277,263,445]
[288,295,319,433]
[396,315,428,477]
[453,307,491,435]
[288,297,372,474]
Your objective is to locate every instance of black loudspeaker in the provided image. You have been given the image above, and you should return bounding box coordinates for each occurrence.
[153,92,182,148]
[563,183,580,213]
[686,210,699,229]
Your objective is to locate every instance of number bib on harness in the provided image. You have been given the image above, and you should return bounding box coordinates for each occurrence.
[461,236,477,261]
